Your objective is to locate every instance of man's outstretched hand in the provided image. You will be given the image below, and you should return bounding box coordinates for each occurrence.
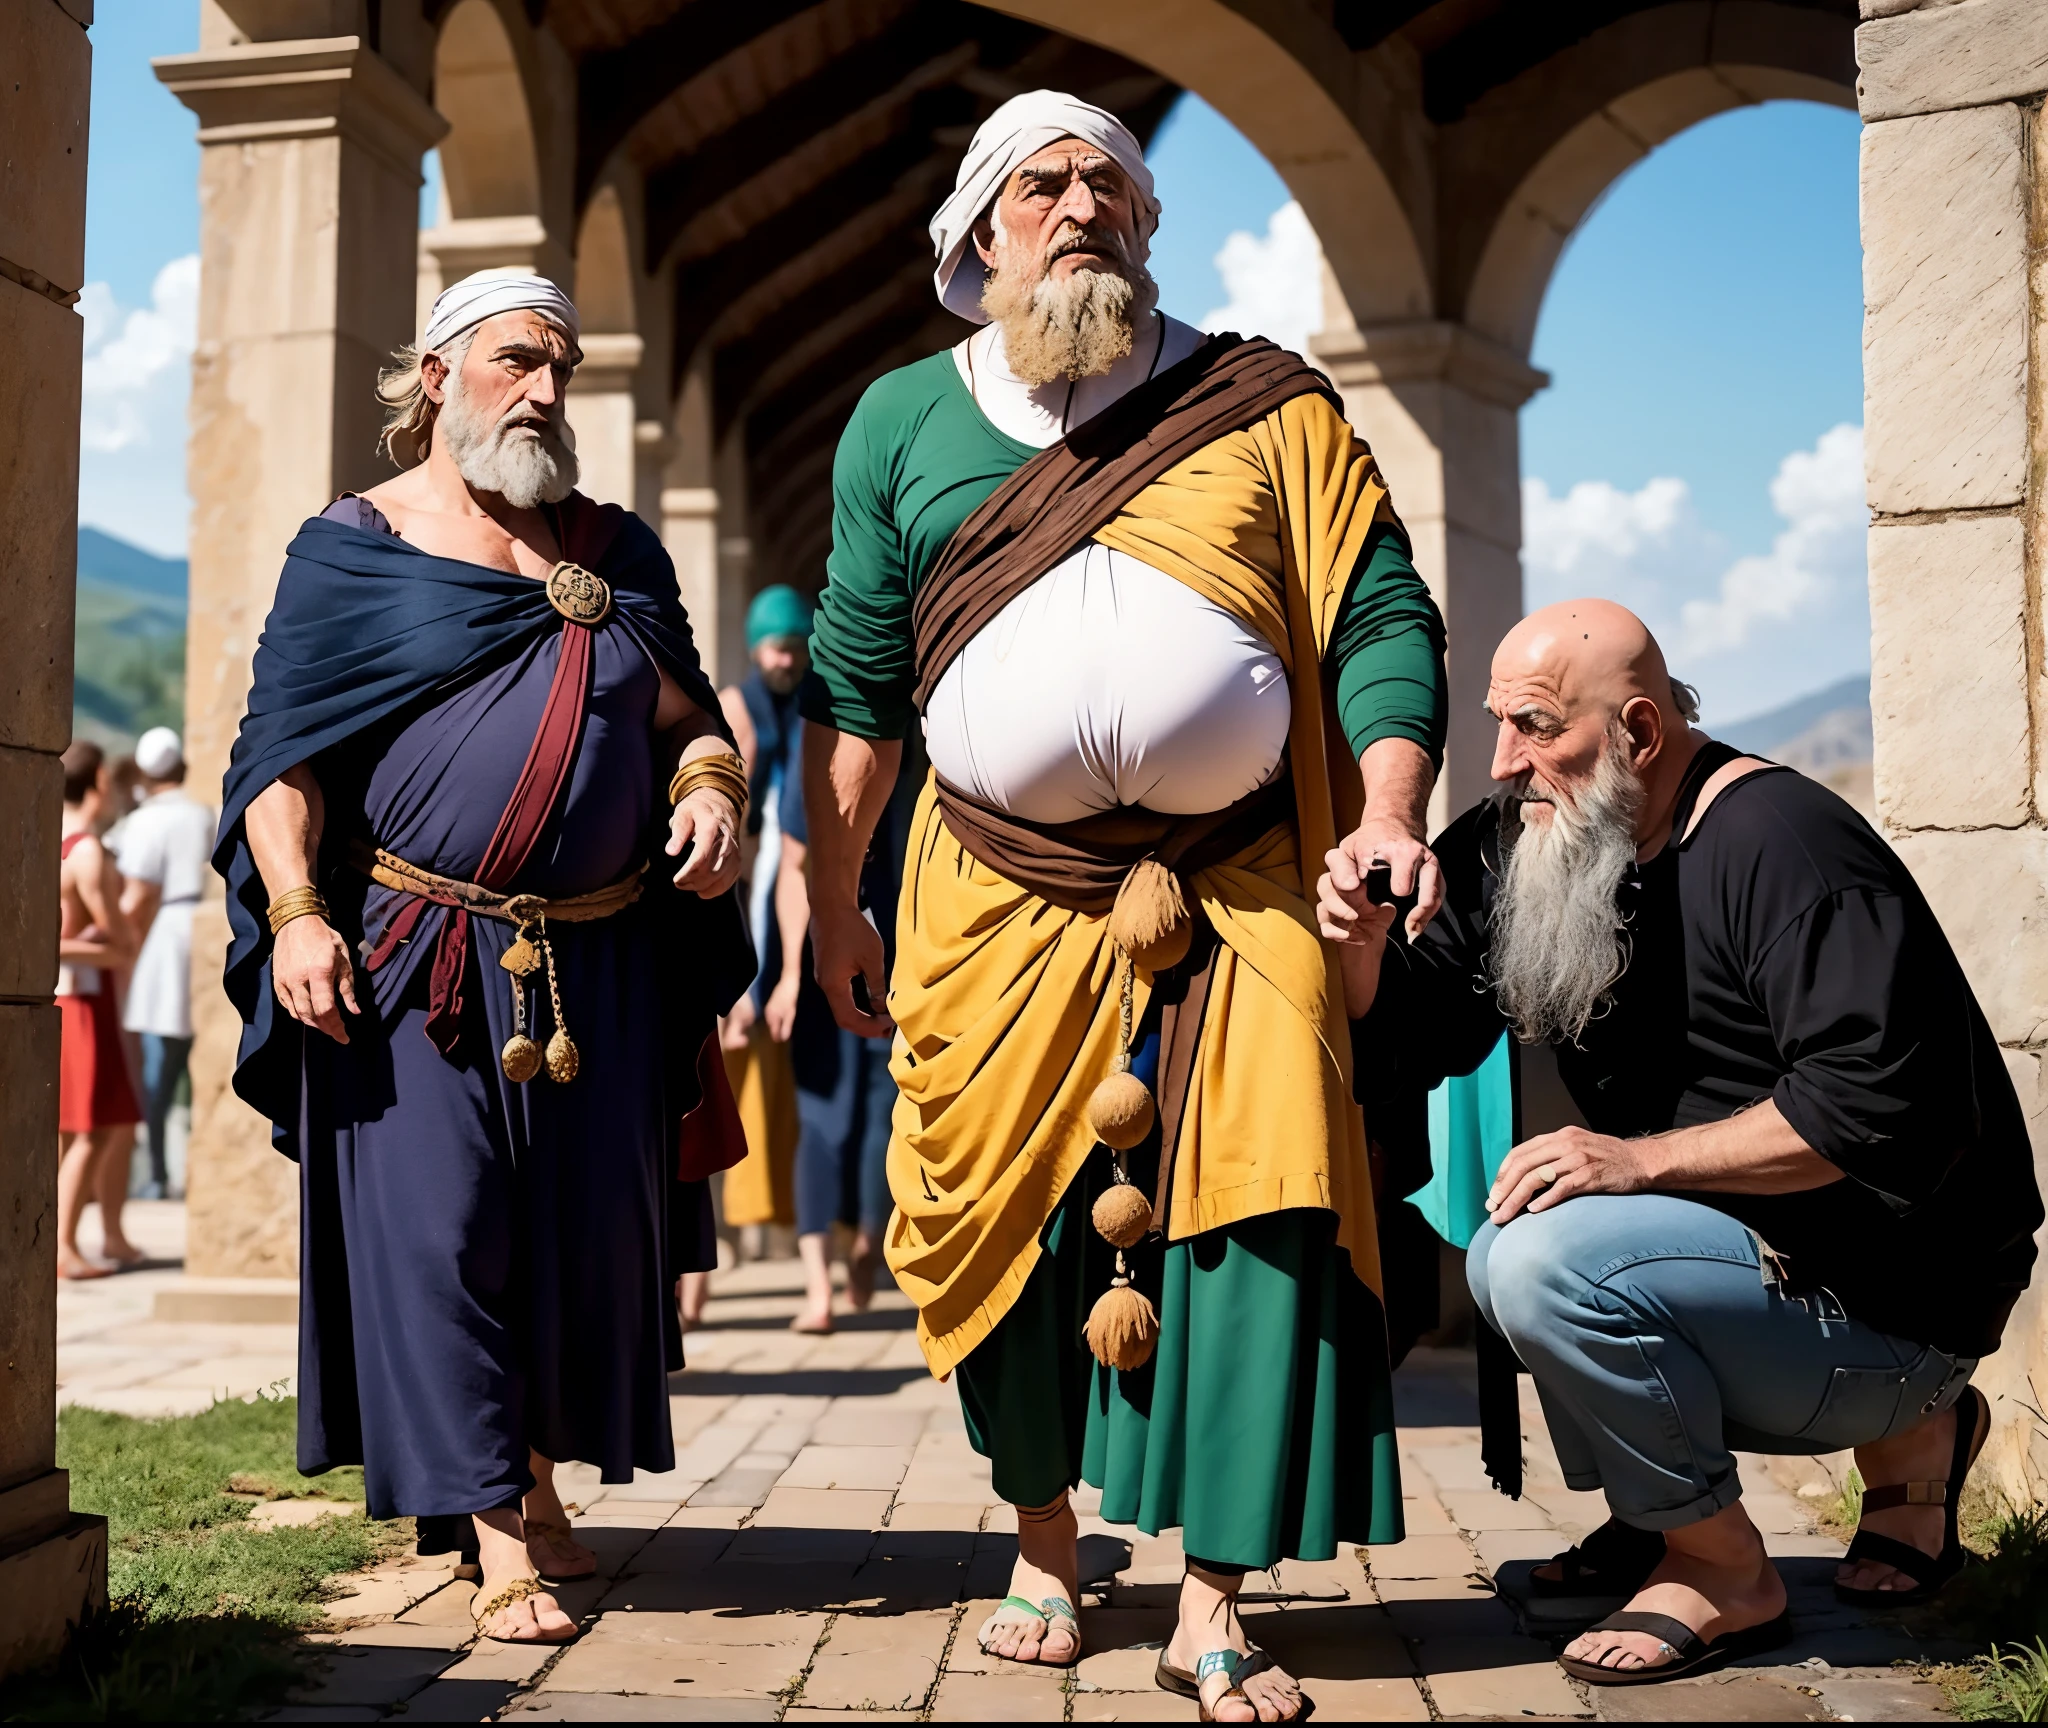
[813,899,893,1038]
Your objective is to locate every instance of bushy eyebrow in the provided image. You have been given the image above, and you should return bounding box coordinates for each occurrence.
[489,339,579,368]
[1014,156,1119,192]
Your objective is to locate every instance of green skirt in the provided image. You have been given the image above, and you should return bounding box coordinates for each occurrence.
[953,1145,1406,1568]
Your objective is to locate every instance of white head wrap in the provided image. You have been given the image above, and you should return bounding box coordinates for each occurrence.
[134,726,183,780]
[929,90,1160,325]
[421,267,580,354]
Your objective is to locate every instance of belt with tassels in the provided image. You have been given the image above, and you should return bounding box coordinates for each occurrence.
[350,838,644,1084]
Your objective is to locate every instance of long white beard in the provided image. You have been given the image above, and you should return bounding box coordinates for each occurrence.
[980,221,1158,387]
[437,368,577,509]
[1488,731,1645,1045]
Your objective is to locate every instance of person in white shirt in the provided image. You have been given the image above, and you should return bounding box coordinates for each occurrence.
[116,727,216,1198]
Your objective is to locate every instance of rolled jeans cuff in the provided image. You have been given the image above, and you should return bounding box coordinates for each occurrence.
[1621,1469,1747,1533]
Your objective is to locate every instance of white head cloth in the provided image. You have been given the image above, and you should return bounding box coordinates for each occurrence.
[929,90,1160,325]
[134,726,183,780]
[421,268,580,354]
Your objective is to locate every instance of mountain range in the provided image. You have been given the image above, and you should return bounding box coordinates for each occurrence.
[73,528,187,747]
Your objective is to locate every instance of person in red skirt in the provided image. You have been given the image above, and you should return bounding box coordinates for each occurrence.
[57,740,142,1280]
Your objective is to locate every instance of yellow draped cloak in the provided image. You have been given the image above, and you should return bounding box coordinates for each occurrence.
[883,390,1400,1378]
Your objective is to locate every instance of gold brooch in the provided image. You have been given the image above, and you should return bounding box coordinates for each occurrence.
[545,561,612,626]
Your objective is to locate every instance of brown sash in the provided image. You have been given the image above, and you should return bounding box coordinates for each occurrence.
[908,333,1339,710]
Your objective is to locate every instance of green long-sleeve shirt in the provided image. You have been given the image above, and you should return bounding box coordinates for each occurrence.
[800,350,1447,765]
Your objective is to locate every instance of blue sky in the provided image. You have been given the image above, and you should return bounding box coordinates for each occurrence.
[78,6,1865,721]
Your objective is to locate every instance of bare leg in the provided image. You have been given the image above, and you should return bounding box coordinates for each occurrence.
[1561,1500,1786,1673]
[679,1270,710,1330]
[57,1131,111,1280]
[846,1227,879,1312]
[95,1125,143,1264]
[471,1507,575,1642]
[791,1231,834,1333]
[1163,1564,1306,1723]
[523,1452,596,1580]
[977,1494,1081,1664]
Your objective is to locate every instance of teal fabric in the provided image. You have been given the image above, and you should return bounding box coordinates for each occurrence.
[953,1148,1406,1568]
[1414,1031,1514,1251]
[802,348,1447,763]
[746,583,813,648]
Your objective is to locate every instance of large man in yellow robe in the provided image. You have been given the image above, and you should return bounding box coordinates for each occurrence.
[798,91,1447,1723]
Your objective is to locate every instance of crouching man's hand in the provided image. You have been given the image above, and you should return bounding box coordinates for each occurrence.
[1316,849,1401,1019]
[1486,1126,1654,1224]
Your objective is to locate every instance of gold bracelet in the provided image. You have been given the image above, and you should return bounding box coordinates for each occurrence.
[669,751,748,820]
[267,885,330,936]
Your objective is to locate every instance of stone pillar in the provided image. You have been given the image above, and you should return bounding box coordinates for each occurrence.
[567,332,645,509]
[0,0,109,1674]
[660,353,754,687]
[1312,319,1547,825]
[662,486,722,672]
[154,35,445,1282]
[1856,0,2048,1498]
[416,215,574,336]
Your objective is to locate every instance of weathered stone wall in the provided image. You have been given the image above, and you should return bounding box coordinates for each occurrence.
[1860,0,2048,1497]
[0,0,107,1675]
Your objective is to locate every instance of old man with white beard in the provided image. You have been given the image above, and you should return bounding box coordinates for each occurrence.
[214,269,754,1645]
[800,92,1448,1722]
[1324,598,2041,1688]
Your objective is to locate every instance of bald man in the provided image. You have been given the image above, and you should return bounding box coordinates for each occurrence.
[1320,600,2039,1686]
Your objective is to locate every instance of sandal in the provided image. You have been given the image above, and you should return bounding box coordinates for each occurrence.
[1156,1648,1315,1722]
[1836,1384,1989,1607]
[977,1593,1079,1666]
[1558,1607,1792,1686]
[524,1515,596,1583]
[1528,1517,1666,1598]
[471,1575,577,1644]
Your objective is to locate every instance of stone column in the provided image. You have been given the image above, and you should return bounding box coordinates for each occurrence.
[1312,319,1547,825]
[416,216,574,336]
[154,35,445,1285]
[567,332,645,509]
[660,354,755,687]
[0,0,109,1675]
[1856,0,2048,1497]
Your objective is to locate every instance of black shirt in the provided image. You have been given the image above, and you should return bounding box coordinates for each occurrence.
[1358,743,2040,1358]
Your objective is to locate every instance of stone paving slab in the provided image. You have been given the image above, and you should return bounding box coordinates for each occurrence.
[56,1230,1961,1723]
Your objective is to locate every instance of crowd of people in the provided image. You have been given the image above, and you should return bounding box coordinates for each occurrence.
[54,726,211,1280]
[153,82,2037,1719]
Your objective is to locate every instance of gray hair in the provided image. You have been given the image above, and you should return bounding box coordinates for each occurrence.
[1669,677,1701,724]
[375,327,476,468]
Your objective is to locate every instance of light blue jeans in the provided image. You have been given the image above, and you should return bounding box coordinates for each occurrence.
[1468,1195,1974,1530]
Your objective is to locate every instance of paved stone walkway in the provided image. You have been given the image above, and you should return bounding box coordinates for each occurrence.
[59,1220,1963,1720]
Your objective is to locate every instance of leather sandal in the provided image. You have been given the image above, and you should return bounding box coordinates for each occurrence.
[1836,1384,1989,1608]
[1528,1517,1666,1599]
[1558,1607,1792,1686]
[977,1593,1079,1666]
[471,1575,577,1644]
[1155,1648,1314,1722]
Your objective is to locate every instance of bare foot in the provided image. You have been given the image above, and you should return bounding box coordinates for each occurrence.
[100,1239,147,1269]
[472,1507,577,1643]
[678,1270,709,1332]
[1164,1564,1307,1723]
[1562,1501,1785,1675]
[977,1494,1081,1666]
[1838,1393,1984,1594]
[846,1230,879,1312]
[524,1453,596,1581]
[58,1249,113,1281]
[790,1309,834,1334]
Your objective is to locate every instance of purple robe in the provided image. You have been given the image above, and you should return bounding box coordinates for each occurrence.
[297,497,711,1519]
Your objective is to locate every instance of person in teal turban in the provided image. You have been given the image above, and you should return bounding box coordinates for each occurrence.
[746,585,814,667]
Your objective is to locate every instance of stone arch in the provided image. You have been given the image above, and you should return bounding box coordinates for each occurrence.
[1452,6,1857,356]
[434,0,543,221]
[569,177,655,512]
[966,0,1431,326]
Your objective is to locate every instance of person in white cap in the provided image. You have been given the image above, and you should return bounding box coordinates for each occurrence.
[213,269,755,1647]
[799,91,1449,1721]
[114,726,216,1198]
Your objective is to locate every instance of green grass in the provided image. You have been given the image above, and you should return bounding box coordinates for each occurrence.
[1945,1640,2048,1722]
[0,1396,408,1722]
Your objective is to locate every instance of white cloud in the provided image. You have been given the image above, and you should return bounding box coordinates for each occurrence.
[1199,200,1323,358]
[1522,424,1870,720]
[76,255,198,556]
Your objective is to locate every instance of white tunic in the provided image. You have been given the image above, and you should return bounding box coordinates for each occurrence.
[924,315,1291,822]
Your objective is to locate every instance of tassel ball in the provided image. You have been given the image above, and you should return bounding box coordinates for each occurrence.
[501,1034,542,1084]
[545,1029,580,1084]
[1084,1275,1159,1371]
[1087,1070,1155,1150]
[1108,859,1192,972]
[1091,1181,1153,1248]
